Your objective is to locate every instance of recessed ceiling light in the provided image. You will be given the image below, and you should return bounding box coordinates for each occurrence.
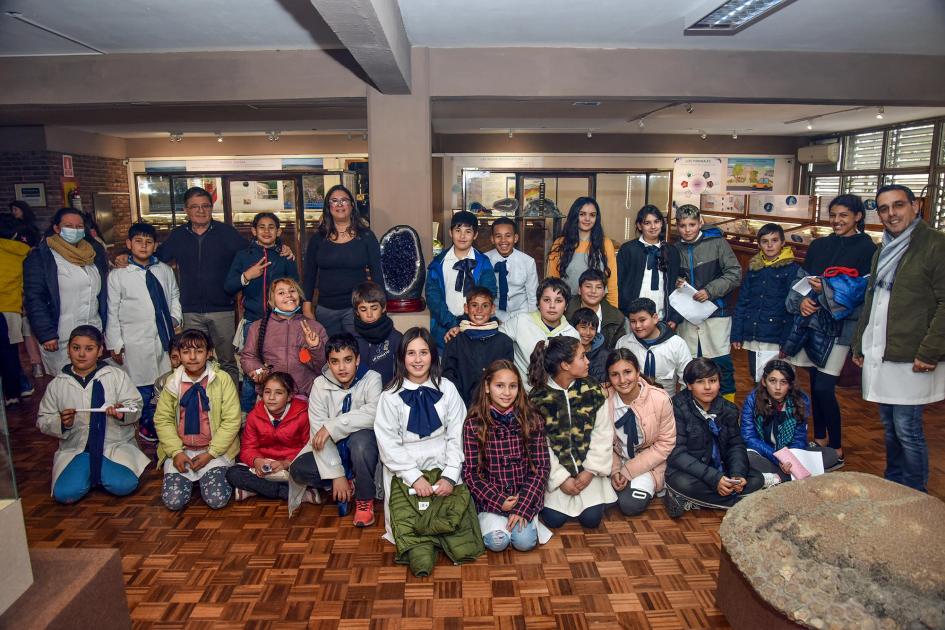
[876,106,885,120]
[685,0,798,35]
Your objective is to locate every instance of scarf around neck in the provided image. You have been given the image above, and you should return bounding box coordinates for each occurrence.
[47,234,96,266]
[354,313,394,344]
[876,218,920,290]
[459,318,500,340]
[755,397,798,451]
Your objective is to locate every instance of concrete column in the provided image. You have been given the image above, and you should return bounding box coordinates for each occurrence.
[367,47,432,262]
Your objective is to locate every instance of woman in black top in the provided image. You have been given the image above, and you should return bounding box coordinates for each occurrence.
[785,194,876,464]
[302,184,383,336]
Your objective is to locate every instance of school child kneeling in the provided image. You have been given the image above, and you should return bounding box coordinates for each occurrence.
[527,336,616,529]
[663,358,763,518]
[463,360,551,552]
[37,325,148,503]
[604,349,676,516]
[154,330,241,511]
[375,328,483,576]
[226,372,309,502]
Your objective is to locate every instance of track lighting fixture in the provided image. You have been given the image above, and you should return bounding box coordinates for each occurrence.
[586,130,593,139]
[876,106,885,120]
[732,130,738,139]
[638,118,646,129]
[265,130,281,142]
[215,132,223,143]
[806,121,814,131]
[168,132,183,142]
[684,103,694,114]
[699,129,707,140]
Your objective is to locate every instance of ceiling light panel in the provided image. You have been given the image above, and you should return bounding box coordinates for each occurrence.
[685,0,798,35]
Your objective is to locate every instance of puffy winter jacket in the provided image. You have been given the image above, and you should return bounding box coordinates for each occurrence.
[739,390,809,465]
[666,390,749,488]
[425,248,497,351]
[388,468,484,576]
[238,398,309,467]
[674,227,741,318]
[731,248,800,345]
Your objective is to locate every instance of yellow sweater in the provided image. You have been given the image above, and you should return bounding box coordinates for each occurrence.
[547,237,619,308]
[0,239,30,313]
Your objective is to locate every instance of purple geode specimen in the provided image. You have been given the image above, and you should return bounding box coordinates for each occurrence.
[379,225,425,299]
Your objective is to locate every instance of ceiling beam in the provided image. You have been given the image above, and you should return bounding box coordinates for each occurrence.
[308,0,411,95]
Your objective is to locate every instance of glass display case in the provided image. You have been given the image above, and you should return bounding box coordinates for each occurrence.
[725,217,806,247]
[0,384,17,501]
[747,194,816,223]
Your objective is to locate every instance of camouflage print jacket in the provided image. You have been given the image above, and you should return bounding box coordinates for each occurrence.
[529,377,606,476]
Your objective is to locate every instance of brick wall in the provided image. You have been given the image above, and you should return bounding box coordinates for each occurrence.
[0,150,131,244]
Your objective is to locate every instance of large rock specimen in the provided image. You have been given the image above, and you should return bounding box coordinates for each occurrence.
[719,472,945,630]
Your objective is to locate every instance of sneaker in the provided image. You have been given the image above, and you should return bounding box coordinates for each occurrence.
[138,426,158,443]
[234,488,257,502]
[762,472,782,488]
[19,375,33,397]
[663,488,686,519]
[4,397,19,407]
[352,500,376,527]
[32,364,44,379]
[303,488,323,505]
[826,456,845,472]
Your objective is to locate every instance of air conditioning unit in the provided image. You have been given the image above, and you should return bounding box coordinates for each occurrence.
[798,143,840,165]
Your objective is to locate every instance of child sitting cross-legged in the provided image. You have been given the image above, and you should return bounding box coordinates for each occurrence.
[226,371,310,503]
[37,325,147,504]
[463,360,551,552]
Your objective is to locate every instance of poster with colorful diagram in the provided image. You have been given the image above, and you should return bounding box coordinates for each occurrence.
[672,157,723,209]
[726,157,775,191]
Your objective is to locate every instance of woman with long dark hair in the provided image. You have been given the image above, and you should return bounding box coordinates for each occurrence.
[302,184,383,336]
[547,197,619,308]
[616,205,682,324]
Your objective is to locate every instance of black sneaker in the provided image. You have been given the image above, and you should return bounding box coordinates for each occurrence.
[663,488,686,519]
[825,456,845,472]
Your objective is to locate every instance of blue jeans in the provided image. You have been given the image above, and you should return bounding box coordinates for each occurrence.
[239,321,257,412]
[53,453,140,504]
[482,519,538,552]
[137,386,155,434]
[878,404,928,492]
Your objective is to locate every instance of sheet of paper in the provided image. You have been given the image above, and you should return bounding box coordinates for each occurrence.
[668,282,718,326]
[789,448,825,479]
[754,350,781,381]
[792,275,814,295]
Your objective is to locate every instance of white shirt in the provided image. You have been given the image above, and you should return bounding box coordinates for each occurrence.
[637,238,666,319]
[499,312,581,391]
[861,289,945,405]
[485,248,539,322]
[442,246,476,317]
[615,331,691,397]
[613,397,645,460]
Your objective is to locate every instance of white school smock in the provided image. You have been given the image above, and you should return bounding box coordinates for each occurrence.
[499,311,581,391]
[636,238,667,319]
[105,262,182,387]
[541,379,617,517]
[485,248,539,322]
[36,365,147,493]
[374,376,467,543]
[42,251,102,375]
[615,332,691,397]
[677,316,732,359]
[861,289,945,405]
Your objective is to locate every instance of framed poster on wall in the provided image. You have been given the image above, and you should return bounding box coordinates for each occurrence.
[672,157,722,209]
[14,183,46,207]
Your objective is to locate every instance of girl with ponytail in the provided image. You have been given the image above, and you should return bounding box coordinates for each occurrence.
[240,278,328,400]
[527,336,616,529]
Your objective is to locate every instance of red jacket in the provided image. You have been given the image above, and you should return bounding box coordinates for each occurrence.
[239,398,310,467]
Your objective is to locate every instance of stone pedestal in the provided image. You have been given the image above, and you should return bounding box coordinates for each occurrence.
[0,499,33,614]
[718,472,945,630]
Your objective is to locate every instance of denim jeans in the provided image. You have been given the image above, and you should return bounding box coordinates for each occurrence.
[482,519,538,552]
[239,322,257,412]
[878,403,928,492]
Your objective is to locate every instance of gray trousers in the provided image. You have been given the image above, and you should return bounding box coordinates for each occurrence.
[183,311,238,385]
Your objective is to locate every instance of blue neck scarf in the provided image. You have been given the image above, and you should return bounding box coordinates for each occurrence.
[493,259,509,310]
[399,385,444,437]
[180,379,209,435]
[639,336,659,378]
[452,258,476,295]
[643,245,661,291]
[489,405,516,425]
[694,400,725,474]
[614,406,639,458]
[131,256,175,352]
[84,379,107,487]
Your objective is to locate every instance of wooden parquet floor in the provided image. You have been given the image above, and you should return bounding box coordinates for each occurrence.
[8,353,945,629]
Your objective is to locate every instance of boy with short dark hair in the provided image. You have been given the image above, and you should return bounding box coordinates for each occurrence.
[571,307,609,383]
[616,298,691,396]
[731,223,800,379]
[296,332,383,527]
[426,211,497,351]
[106,222,181,442]
[663,358,763,518]
[485,217,538,322]
[351,281,401,384]
[566,268,627,349]
[441,286,514,405]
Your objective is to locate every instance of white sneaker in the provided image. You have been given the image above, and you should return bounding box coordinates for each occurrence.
[234,488,257,502]
[762,473,782,488]
[32,365,44,379]
[303,488,323,505]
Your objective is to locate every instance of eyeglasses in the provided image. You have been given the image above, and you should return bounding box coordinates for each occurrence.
[185,204,213,211]
[327,198,352,206]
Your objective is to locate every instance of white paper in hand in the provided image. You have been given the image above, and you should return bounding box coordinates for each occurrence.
[789,448,825,480]
[669,282,718,326]
[792,275,814,295]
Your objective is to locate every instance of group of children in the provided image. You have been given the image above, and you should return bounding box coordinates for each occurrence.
[35,200,852,576]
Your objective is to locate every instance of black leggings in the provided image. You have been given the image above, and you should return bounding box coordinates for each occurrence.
[808,368,842,449]
[540,505,606,529]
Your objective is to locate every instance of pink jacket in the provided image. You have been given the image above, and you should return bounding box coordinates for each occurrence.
[608,382,676,492]
[240,313,328,397]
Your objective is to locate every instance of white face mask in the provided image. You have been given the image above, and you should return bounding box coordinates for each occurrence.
[59,227,86,244]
